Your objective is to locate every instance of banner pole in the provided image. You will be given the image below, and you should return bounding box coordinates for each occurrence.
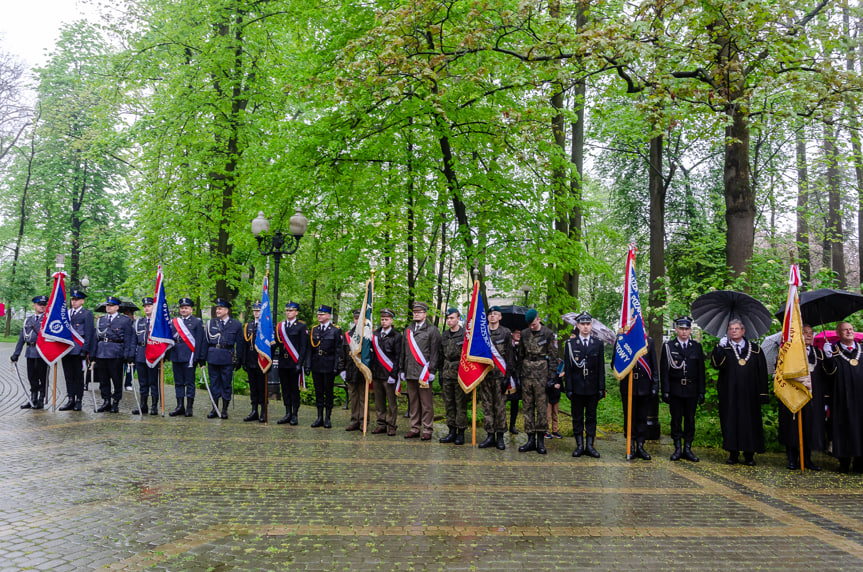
[799,412,805,473]
[472,387,477,446]
[160,361,165,416]
[626,371,634,460]
[363,379,370,435]
[52,365,58,412]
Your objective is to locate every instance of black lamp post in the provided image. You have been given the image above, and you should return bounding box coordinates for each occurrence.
[251,209,309,318]
[522,284,531,306]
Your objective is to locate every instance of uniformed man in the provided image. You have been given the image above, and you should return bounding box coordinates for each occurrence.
[439,308,468,445]
[94,296,135,413]
[339,309,366,431]
[563,312,605,458]
[399,301,442,440]
[617,336,657,460]
[517,308,556,454]
[778,323,834,470]
[11,295,49,410]
[206,298,243,419]
[168,297,207,417]
[826,322,863,472]
[660,316,706,462]
[275,301,307,425]
[305,305,343,428]
[131,297,160,415]
[370,308,402,436]
[507,329,522,434]
[239,302,267,423]
[59,290,94,412]
[711,319,769,466]
[478,306,513,450]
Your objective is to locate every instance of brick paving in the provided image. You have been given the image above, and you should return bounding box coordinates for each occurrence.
[1,342,863,570]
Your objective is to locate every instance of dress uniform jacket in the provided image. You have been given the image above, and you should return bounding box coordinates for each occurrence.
[206,318,242,365]
[306,323,343,373]
[94,314,135,361]
[400,320,441,379]
[563,336,605,396]
[440,326,465,379]
[276,319,308,370]
[12,314,46,360]
[67,307,95,356]
[134,318,150,363]
[239,321,264,369]
[660,338,706,398]
[170,315,207,364]
[371,326,402,380]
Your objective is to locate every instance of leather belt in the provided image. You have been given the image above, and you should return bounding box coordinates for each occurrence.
[211,343,232,349]
[138,343,146,347]
[316,349,333,356]
[26,342,36,347]
[677,378,694,385]
[526,357,547,362]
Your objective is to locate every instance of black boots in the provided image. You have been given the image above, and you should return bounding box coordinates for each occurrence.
[149,397,158,415]
[536,432,547,455]
[73,396,83,411]
[478,432,496,449]
[58,397,75,411]
[290,405,299,425]
[635,442,651,460]
[509,404,519,435]
[220,400,229,419]
[110,399,120,413]
[440,426,457,443]
[572,435,584,457]
[132,395,148,415]
[323,407,332,428]
[311,407,324,427]
[244,406,260,422]
[670,439,682,461]
[518,432,536,452]
[726,450,739,465]
[184,397,194,417]
[169,399,185,417]
[20,391,35,409]
[277,409,291,424]
[97,400,111,413]
[496,432,505,450]
[682,442,699,462]
[453,428,465,446]
[207,397,220,419]
[585,436,600,458]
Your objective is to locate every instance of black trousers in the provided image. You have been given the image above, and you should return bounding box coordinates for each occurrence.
[246,366,266,407]
[621,391,650,443]
[312,371,335,409]
[61,354,86,399]
[97,358,124,402]
[279,368,302,413]
[136,361,160,399]
[27,357,48,396]
[571,394,599,437]
[669,395,698,443]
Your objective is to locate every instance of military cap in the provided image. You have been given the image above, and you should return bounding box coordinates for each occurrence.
[489,305,502,314]
[445,307,460,317]
[252,301,262,310]
[105,296,121,306]
[285,301,300,310]
[141,297,155,305]
[178,297,194,307]
[674,316,693,328]
[576,312,593,324]
[525,308,538,323]
[412,301,429,312]
[214,298,231,309]
[70,290,86,300]
[32,295,49,305]
[317,304,332,314]
[380,308,395,318]
[352,308,361,318]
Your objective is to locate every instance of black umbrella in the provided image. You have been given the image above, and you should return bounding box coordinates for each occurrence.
[496,305,528,331]
[119,301,140,313]
[691,290,773,338]
[773,288,863,326]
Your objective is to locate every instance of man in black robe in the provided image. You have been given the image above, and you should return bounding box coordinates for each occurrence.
[828,321,863,473]
[777,324,834,471]
[711,319,769,466]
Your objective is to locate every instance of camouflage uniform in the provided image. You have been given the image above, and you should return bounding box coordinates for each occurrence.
[440,326,468,430]
[517,325,557,433]
[479,325,513,433]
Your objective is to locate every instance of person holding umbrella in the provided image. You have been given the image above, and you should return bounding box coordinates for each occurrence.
[711,319,769,465]
[829,322,863,473]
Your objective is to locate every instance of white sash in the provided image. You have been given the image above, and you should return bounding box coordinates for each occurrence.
[406,328,430,382]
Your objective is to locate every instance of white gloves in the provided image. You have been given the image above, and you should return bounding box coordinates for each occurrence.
[399,372,406,382]
[387,376,396,384]
[340,370,347,380]
[823,342,833,358]
[719,336,728,348]
[428,374,436,382]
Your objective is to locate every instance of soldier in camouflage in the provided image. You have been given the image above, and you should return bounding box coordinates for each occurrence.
[478,306,513,450]
[439,308,468,446]
[516,309,556,455]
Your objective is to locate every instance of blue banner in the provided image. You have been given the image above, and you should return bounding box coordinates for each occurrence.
[256,275,274,373]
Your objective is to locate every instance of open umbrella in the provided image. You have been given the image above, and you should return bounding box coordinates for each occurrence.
[561,312,617,345]
[691,290,773,338]
[773,288,863,326]
[119,300,140,313]
[496,305,528,331]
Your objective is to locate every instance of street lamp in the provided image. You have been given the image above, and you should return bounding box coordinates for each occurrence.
[522,284,531,306]
[251,209,308,323]
[80,276,90,288]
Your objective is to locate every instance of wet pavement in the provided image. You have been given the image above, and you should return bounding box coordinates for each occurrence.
[2,342,863,570]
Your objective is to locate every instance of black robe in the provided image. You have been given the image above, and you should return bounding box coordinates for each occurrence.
[778,346,834,451]
[711,339,768,453]
[830,343,863,459]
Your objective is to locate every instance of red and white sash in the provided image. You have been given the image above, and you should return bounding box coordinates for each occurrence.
[279,321,301,364]
[406,327,430,383]
[173,317,196,366]
[373,333,394,373]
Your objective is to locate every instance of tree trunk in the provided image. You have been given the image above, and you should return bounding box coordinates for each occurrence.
[845,5,863,290]
[406,127,416,306]
[5,124,37,337]
[824,121,846,287]
[723,103,756,279]
[795,123,810,283]
[648,135,666,355]
[569,70,585,300]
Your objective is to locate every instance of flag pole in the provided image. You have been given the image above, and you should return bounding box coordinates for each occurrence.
[626,371,633,460]
[52,365,58,412]
[799,412,805,473]
[472,387,477,446]
[264,265,270,427]
[160,361,165,416]
[363,270,374,436]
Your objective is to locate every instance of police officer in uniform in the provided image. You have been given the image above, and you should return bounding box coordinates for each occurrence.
[478,306,514,450]
[239,302,267,423]
[660,316,705,462]
[517,308,556,454]
[339,309,366,431]
[617,336,658,460]
[169,297,207,417]
[275,301,307,425]
[11,295,49,409]
[306,305,343,428]
[370,308,402,436]
[59,290,94,411]
[564,312,605,458]
[132,297,160,415]
[94,296,135,413]
[439,308,467,445]
[206,298,243,419]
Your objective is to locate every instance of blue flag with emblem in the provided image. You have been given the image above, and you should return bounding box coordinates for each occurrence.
[612,245,650,380]
[256,273,274,373]
[146,264,175,367]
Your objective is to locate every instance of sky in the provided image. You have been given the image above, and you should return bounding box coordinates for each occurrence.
[0,0,95,68]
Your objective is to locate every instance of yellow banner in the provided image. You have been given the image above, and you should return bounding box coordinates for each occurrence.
[773,291,812,414]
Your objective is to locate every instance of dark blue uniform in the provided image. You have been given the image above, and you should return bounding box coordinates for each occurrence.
[617,337,658,455]
[238,320,267,419]
[134,317,160,405]
[94,313,135,411]
[276,319,308,424]
[61,306,95,409]
[305,322,343,426]
[206,317,242,415]
[11,313,48,408]
[168,313,206,416]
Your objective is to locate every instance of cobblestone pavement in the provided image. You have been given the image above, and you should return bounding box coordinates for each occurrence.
[2,343,863,570]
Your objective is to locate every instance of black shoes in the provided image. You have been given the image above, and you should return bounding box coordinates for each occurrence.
[439,426,457,444]
[453,429,465,446]
[169,400,185,417]
[277,413,291,425]
[670,439,682,461]
[58,397,75,411]
[496,432,506,450]
[97,400,111,413]
[220,400,229,419]
[185,398,194,417]
[311,407,324,427]
[682,443,699,462]
[323,408,332,428]
[585,436,600,458]
[244,409,260,422]
[536,432,547,455]
[477,433,496,449]
[518,433,536,453]
[636,442,651,460]
[572,435,584,458]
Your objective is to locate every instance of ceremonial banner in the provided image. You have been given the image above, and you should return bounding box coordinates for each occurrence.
[612,245,650,380]
[349,275,374,387]
[146,264,175,367]
[36,272,84,365]
[457,280,503,393]
[256,274,274,374]
[773,264,812,414]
